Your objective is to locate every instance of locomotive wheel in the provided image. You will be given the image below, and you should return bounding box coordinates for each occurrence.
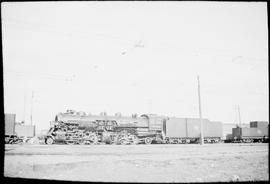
[104,138,113,144]
[89,134,98,144]
[120,139,127,145]
[155,136,163,144]
[78,139,86,145]
[110,135,117,145]
[131,136,139,145]
[102,133,113,144]
[66,140,75,145]
[45,137,54,145]
[144,137,153,145]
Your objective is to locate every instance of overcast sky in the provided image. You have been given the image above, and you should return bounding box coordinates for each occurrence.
[2,2,268,132]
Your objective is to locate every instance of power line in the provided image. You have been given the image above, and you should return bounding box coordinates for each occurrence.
[4,70,75,81]
[3,16,138,47]
[3,16,266,68]
[3,16,147,57]
[4,16,267,63]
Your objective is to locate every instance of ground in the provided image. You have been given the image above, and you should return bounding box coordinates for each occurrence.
[4,143,269,182]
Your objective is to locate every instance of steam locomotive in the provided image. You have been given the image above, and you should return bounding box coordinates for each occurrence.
[45,110,223,145]
[45,110,164,145]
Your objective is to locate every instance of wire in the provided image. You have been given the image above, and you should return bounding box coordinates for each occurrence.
[2,16,137,47]
[3,16,266,68]
[4,70,75,81]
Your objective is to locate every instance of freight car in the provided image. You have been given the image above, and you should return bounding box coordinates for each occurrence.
[45,110,163,145]
[163,117,223,144]
[226,121,269,143]
[5,113,23,144]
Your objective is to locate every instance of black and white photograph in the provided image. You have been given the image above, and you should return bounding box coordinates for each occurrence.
[2,1,268,182]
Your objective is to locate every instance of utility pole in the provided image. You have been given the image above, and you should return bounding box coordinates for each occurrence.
[197,76,204,145]
[234,105,238,127]
[30,91,34,126]
[237,105,242,127]
[23,91,26,124]
[5,71,74,126]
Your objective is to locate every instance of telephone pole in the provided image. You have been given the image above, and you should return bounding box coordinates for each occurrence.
[237,105,242,127]
[23,91,26,124]
[197,76,204,145]
[30,91,34,126]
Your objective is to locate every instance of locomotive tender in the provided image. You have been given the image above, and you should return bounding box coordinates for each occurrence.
[164,118,223,143]
[45,110,223,145]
